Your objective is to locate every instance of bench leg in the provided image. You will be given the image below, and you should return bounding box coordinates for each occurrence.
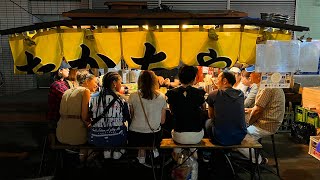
[160,150,166,180]
[223,151,236,178]
[254,148,261,180]
[250,148,254,180]
[38,135,48,177]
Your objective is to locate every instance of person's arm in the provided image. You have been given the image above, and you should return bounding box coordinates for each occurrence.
[161,108,166,125]
[244,84,258,108]
[170,79,180,88]
[248,105,264,125]
[208,105,215,119]
[81,89,91,128]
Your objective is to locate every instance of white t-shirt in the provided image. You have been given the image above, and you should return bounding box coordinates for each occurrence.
[234,82,248,94]
[128,91,167,133]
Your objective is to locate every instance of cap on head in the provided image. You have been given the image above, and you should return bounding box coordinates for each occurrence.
[59,60,71,69]
[230,67,241,74]
[245,65,255,73]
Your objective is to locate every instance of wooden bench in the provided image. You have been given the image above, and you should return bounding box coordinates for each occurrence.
[38,133,157,177]
[159,138,263,180]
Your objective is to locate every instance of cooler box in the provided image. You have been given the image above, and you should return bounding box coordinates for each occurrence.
[305,110,320,128]
[302,87,320,109]
[295,106,305,122]
[309,136,320,161]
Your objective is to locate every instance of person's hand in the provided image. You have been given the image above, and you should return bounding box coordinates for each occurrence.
[210,78,218,89]
[164,78,171,87]
[245,108,252,114]
[157,76,165,86]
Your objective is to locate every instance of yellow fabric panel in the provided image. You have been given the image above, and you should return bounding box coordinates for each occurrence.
[181,31,208,66]
[60,29,83,62]
[238,30,262,65]
[148,30,180,69]
[181,30,240,68]
[9,34,31,74]
[93,28,121,67]
[33,30,63,72]
[121,30,148,69]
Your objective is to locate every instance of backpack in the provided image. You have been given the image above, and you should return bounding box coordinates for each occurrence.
[291,121,316,144]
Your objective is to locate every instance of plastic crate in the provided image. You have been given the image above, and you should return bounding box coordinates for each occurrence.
[295,106,305,122]
[305,110,320,128]
[308,136,320,161]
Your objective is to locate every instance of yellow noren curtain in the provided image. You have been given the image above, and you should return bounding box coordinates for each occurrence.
[93,28,121,68]
[9,34,33,74]
[182,29,240,68]
[148,29,180,70]
[121,30,148,69]
[238,30,262,65]
[33,30,63,72]
[60,29,84,63]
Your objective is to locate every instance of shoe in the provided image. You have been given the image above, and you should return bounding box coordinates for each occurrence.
[120,149,126,154]
[260,157,268,165]
[103,150,111,159]
[153,149,159,158]
[137,156,146,164]
[202,151,211,163]
[113,151,122,159]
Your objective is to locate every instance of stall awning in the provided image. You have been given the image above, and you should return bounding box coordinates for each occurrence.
[0,9,310,74]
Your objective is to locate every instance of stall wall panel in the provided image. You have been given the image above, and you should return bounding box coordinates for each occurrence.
[0,0,34,96]
[296,0,320,39]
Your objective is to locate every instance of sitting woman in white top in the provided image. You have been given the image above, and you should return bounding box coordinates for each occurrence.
[128,70,167,164]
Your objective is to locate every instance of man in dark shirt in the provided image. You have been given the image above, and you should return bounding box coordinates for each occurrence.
[205,70,247,146]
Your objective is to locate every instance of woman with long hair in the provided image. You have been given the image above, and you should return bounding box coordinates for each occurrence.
[128,70,167,164]
[88,72,130,160]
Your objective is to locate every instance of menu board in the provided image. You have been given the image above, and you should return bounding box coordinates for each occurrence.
[260,72,292,89]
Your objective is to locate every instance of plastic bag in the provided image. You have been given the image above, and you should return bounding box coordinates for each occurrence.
[291,121,316,144]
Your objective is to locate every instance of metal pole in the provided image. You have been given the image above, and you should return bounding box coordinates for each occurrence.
[227,0,231,10]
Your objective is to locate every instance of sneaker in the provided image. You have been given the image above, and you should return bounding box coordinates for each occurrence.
[103,150,111,159]
[137,156,146,164]
[202,151,211,163]
[120,149,126,154]
[153,149,159,158]
[260,157,268,165]
[113,151,122,160]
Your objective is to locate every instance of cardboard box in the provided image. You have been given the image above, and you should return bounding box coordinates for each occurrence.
[302,87,320,109]
[309,136,320,161]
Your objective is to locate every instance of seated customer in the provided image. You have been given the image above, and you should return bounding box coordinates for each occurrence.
[88,72,130,160]
[241,67,258,108]
[128,70,167,164]
[166,65,206,158]
[205,70,247,146]
[238,66,285,164]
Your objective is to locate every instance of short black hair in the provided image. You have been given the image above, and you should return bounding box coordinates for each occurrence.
[178,65,198,84]
[222,70,236,86]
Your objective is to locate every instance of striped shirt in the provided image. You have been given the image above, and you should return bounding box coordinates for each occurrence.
[253,88,285,133]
